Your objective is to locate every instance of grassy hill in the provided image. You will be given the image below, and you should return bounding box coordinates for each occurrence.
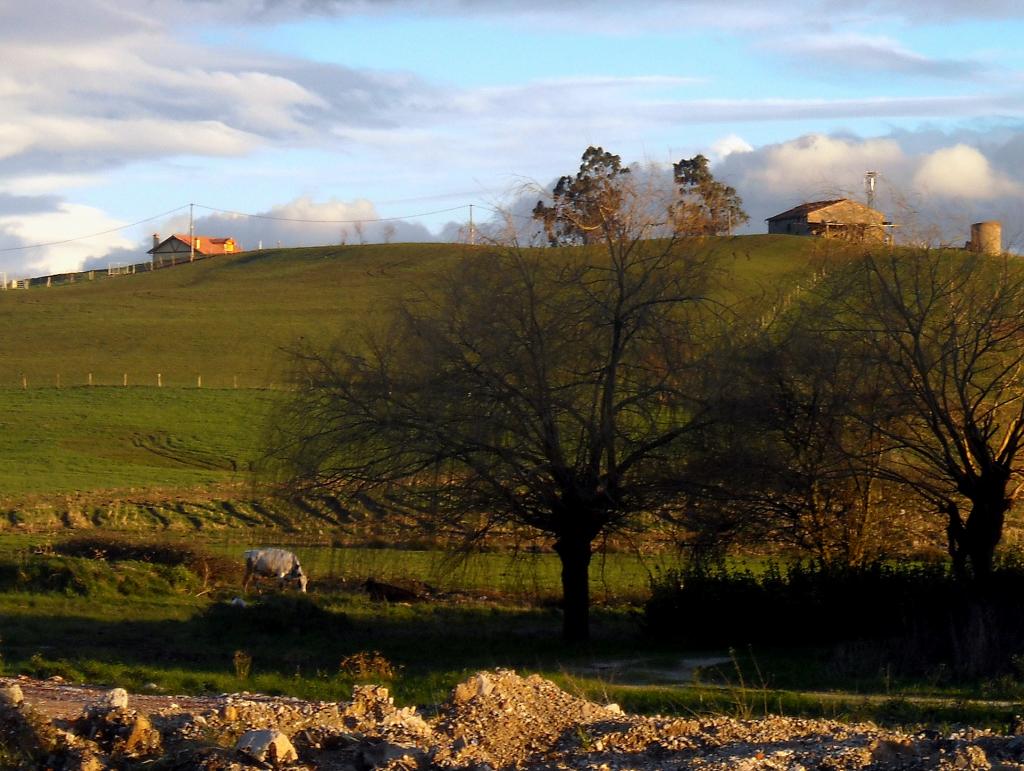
[0,235,823,521]
[1,243,472,389]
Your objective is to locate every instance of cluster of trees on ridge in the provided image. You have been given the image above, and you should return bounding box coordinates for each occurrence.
[531,146,748,245]
[265,147,1024,642]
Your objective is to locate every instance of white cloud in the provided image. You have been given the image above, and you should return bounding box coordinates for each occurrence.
[0,204,137,276]
[715,132,1024,244]
[709,134,753,162]
[22,116,260,158]
[1,0,1018,191]
[207,0,1024,31]
[913,144,1021,199]
[0,9,432,177]
[266,196,378,221]
[0,124,34,160]
[650,95,1022,124]
[171,196,440,251]
[1,172,108,196]
[771,34,987,80]
[726,134,907,199]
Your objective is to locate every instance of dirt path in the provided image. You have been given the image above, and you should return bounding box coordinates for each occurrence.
[2,675,233,722]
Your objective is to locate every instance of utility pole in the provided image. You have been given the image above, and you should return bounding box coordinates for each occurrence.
[469,204,475,245]
[189,202,195,262]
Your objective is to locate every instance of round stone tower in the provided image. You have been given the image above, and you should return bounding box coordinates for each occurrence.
[969,221,1001,256]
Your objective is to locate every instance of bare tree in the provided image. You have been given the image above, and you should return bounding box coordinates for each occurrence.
[267,157,719,641]
[702,305,911,567]
[823,250,1024,579]
[382,223,397,244]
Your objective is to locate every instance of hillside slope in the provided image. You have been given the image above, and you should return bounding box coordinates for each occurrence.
[2,243,470,389]
[0,236,819,388]
[0,236,823,517]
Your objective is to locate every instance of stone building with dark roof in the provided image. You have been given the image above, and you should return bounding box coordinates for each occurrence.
[767,199,890,242]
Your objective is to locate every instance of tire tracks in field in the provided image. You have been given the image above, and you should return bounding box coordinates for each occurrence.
[130,431,239,471]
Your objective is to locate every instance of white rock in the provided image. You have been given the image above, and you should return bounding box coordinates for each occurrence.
[101,687,129,710]
[1,684,24,705]
[235,728,298,764]
[453,673,493,703]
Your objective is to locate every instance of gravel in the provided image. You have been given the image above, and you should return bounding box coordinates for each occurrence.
[3,670,1024,769]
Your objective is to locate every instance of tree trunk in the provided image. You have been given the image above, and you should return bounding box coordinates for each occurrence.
[964,492,1009,580]
[554,531,594,643]
[944,501,969,581]
[946,484,1009,581]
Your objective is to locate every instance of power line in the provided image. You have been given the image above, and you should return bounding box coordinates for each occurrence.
[193,203,471,224]
[0,200,518,256]
[0,204,190,254]
[475,204,536,222]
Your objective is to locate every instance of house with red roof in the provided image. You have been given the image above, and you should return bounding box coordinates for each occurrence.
[148,233,238,267]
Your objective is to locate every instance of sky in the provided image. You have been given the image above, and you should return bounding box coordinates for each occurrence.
[2,0,1024,276]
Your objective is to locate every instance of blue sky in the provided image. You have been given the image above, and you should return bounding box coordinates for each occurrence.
[2,0,1024,275]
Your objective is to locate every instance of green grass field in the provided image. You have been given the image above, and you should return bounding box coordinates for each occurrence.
[0,243,463,389]
[0,236,820,505]
[0,531,676,604]
[0,237,819,390]
[0,387,271,498]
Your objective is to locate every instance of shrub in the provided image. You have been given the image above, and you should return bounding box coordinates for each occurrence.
[644,558,1024,678]
[52,536,239,586]
[233,650,253,680]
[0,555,204,597]
[338,651,399,680]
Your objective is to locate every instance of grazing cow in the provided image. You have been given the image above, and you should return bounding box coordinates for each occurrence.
[243,548,308,593]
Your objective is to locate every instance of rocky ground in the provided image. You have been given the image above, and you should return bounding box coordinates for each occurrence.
[3,670,1024,770]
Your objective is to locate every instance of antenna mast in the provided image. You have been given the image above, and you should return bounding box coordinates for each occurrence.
[189,202,195,262]
[864,171,878,209]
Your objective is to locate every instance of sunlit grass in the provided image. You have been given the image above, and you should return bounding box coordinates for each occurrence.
[0,236,821,505]
[0,387,274,496]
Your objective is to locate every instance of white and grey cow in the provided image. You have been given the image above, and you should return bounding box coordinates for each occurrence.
[242,548,308,593]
